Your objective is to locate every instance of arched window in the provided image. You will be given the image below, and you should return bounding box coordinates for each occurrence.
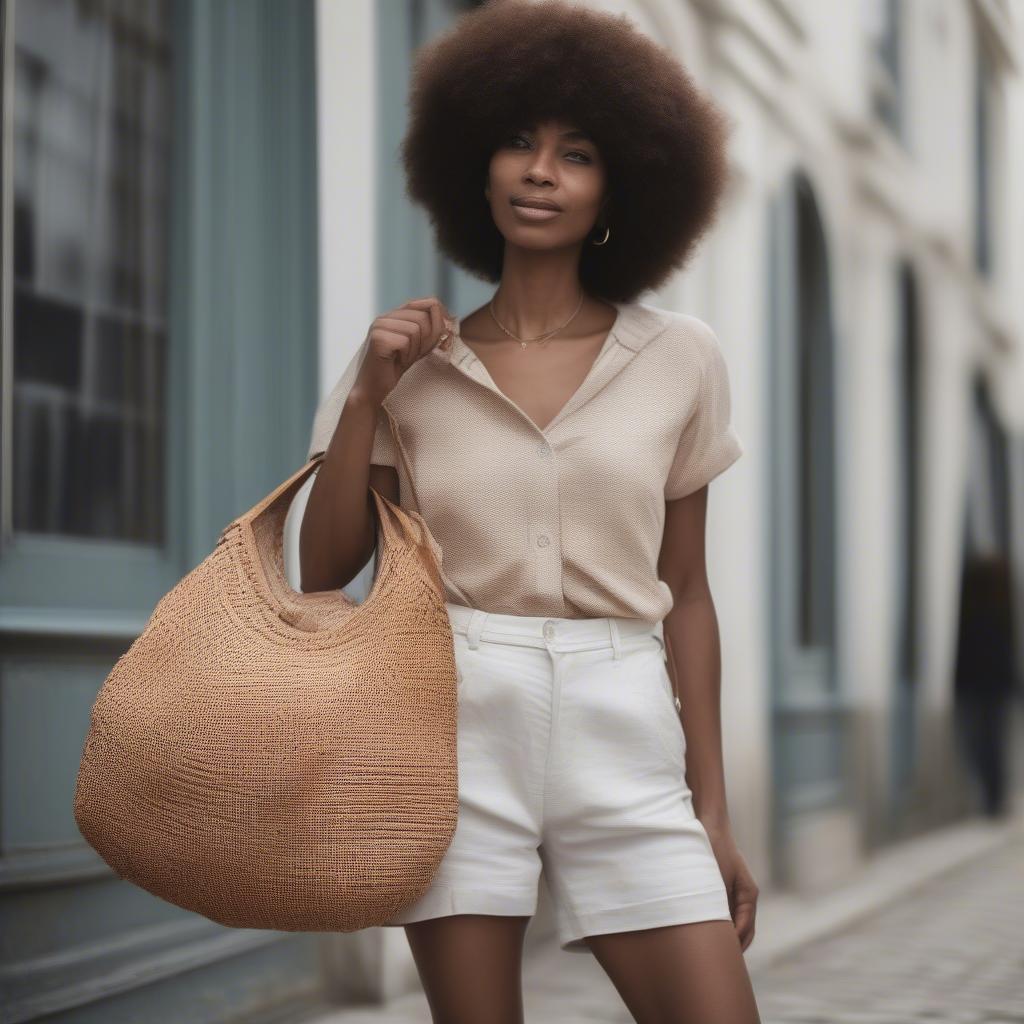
[767,170,843,861]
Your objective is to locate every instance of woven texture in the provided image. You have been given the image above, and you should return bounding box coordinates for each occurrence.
[307,301,744,620]
[74,445,459,932]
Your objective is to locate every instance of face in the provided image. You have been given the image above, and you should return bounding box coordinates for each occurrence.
[485,118,609,250]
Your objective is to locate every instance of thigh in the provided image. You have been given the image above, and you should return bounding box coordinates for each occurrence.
[440,630,549,891]
[404,914,532,1024]
[585,918,761,1024]
[543,638,731,952]
[389,631,547,916]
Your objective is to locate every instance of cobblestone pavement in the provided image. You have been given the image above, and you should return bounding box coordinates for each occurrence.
[749,830,1024,1024]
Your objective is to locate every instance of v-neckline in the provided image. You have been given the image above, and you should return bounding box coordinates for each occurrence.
[443,301,626,436]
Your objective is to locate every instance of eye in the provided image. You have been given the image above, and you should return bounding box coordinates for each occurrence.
[507,134,593,163]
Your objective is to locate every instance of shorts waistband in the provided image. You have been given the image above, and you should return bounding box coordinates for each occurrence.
[445,601,663,657]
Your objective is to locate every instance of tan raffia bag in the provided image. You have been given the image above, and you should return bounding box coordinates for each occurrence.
[73,403,459,932]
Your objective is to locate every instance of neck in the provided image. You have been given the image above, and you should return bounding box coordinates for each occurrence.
[490,257,589,336]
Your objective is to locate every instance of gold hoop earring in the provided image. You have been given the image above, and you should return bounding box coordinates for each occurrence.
[591,225,610,246]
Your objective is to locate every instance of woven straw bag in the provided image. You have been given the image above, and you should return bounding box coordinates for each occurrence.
[73,402,459,932]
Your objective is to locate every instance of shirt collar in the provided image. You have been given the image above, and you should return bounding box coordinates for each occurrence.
[425,299,675,437]
[430,298,669,366]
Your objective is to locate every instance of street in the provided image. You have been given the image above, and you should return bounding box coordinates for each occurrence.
[751,830,1023,1023]
[315,815,1023,1023]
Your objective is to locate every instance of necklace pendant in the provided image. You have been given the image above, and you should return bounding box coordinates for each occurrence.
[520,340,527,349]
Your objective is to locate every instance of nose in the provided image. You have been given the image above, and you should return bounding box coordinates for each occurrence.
[524,148,558,185]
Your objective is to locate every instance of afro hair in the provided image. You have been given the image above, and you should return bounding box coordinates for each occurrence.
[400,0,734,303]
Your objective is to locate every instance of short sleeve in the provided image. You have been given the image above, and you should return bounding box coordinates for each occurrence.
[664,324,744,500]
[306,336,398,466]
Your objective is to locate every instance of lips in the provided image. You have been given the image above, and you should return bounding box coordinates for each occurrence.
[511,197,562,211]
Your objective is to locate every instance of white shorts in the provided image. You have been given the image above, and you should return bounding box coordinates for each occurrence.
[380,601,732,954]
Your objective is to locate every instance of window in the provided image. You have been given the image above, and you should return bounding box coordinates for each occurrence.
[866,0,903,139]
[5,0,175,542]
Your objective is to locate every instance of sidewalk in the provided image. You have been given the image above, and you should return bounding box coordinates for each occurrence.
[307,801,1024,1023]
[751,822,1024,1022]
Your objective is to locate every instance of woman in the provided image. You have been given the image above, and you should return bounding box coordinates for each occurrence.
[302,1,761,1020]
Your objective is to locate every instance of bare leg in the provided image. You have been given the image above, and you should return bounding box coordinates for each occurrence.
[584,919,761,1024]
[404,914,532,1024]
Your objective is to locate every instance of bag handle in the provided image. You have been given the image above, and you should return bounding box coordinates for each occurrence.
[224,397,442,570]
[226,454,324,544]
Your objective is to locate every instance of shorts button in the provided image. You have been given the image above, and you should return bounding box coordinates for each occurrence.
[543,621,556,640]
[537,534,550,548]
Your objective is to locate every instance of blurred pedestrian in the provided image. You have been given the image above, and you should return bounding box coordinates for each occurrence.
[953,551,1018,818]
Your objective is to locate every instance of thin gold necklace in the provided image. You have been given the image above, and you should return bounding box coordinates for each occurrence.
[487,290,585,349]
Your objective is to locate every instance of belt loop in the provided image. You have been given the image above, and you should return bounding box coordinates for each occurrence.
[467,609,488,650]
[608,618,622,660]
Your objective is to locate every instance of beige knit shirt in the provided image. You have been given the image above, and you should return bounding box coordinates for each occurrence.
[307,300,743,621]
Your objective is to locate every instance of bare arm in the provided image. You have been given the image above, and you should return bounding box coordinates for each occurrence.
[299,386,399,594]
[657,484,730,831]
[298,296,452,594]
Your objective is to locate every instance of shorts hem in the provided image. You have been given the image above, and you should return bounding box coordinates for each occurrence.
[557,885,732,954]
[379,883,539,927]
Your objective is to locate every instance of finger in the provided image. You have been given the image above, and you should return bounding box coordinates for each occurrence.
[403,297,446,317]
[407,296,453,330]
[408,298,451,352]
[431,301,456,351]
[370,327,412,371]
[375,318,422,370]
[405,297,448,324]
[403,299,451,353]
[734,902,755,946]
[402,299,439,329]
[427,300,444,342]
[429,297,454,337]
[378,311,430,365]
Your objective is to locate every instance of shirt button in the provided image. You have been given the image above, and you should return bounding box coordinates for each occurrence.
[537,534,550,548]
[543,621,556,640]
[538,443,551,457]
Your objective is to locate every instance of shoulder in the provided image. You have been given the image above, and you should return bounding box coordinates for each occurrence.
[630,302,726,372]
